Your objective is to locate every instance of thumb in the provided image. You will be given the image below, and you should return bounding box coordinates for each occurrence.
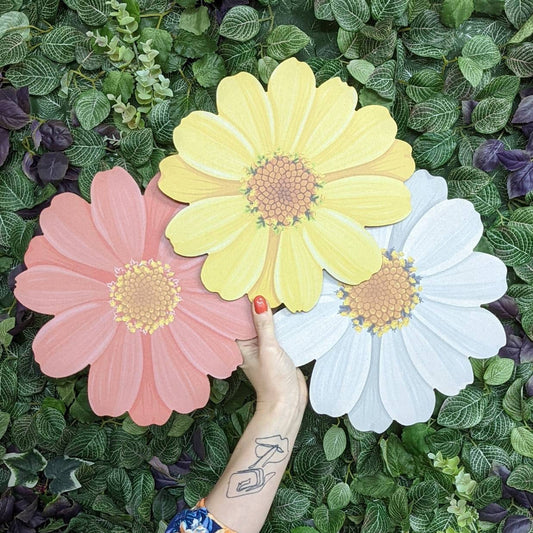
[252,295,278,352]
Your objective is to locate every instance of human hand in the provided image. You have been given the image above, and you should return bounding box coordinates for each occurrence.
[237,296,308,415]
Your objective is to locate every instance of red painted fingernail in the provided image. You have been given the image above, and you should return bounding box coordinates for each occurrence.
[253,295,268,314]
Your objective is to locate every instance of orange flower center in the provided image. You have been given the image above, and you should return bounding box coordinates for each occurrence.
[243,155,322,229]
[108,259,181,334]
[337,250,422,336]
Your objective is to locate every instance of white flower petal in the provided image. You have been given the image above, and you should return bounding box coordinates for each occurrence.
[401,315,473,396]
[379,331,436,426]
[368,225,392,249]
[347,339,392,432]
[388,170,448,250]
[274,292,349,367]
[413,299,506,359]
[403,199,483,276]
[310,329,372,417]
[422,252,507,306]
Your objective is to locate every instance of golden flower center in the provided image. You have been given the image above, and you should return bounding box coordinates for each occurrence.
[108,259,181,334]
[337,250,422,336]
[244,155,322,228]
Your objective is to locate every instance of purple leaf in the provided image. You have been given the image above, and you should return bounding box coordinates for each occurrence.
[0,493,15,523]
[520,336,533,363]
[56,180,80,195]
[479,503,508,523]
[64,166,80,181]
[37,152,69,184]
[473,139,505,172]
[22,153,39,183]
[503,515,532,533]
[499,334,522,363]
[489,295,519,320]
[192,427,206,460]
[0,87,30,130]
[523,122,533,137]
[0,127,9,167]
[512,95,533,124]
[30,121,41,150]
[462,100,478,125]
[525,375,533,397]
[497,149,531,171]
[526,133,533,154]
[507,163,533,199]
[39,120,73,152]
[520,87,533,98]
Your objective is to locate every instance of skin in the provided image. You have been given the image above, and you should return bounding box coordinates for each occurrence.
[204,299,308,533]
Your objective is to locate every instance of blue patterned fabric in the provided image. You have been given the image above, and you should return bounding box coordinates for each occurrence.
[165,500,235,533]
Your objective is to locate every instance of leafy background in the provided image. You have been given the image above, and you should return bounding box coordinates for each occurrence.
[1,0,533,531]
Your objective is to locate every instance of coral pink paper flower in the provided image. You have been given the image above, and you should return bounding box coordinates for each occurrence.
[14,167,255,426]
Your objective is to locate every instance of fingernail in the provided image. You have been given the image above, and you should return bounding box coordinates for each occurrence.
[253,295,268,314]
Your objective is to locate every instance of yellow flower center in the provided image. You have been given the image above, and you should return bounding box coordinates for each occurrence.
[108,259,181,334]
[243,155,322,229]
[337,250,422,336]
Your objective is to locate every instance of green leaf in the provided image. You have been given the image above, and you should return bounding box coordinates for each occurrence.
[412,131,456,169]
[107,468,133,503]
[219,41,256,74]
[75,89,110,130]
[508,13,533,43]
[139,28,172,71]
[313,504,345,533]
[511,426,533,457]
[0,32,27,68]
[167,413,194,437]
[483,356,515,386]
[474,0,504,15]
[457,57,483,87]
[76,0,109,26]
[294,446,335,485]
[0,11,29,40]
[174,30,217,58]
[36,407,66,441]
[323,426,347,461]
[365,59,395,99]
[463,443,511,479]
[3,449,47,488]
[346,59,375,83]
[327,482,351,510]
[11,414,37,451]
[361,501,391,533]
[0,411,9,440]
[503,378,526,421]
[472,476,502,508]
[437,387,486,429]
[102,71,134,102]
[192,53,226,87]
[440,0,473,27]
[219,6,261,42]
[471,97,512,134]
[371,0,407,19]
[506,43,533,77]
[462,35,501,69]
[131,470,155,522]
[380,434,415,478]
[505,0,533,28]
[41,26,83,64]
[350,473,396,498]
[406,69,443,102]
[258,56,279,83]
[65,128,106,166]
[426,428,463,457]
[315,0,335,20]
[507,464,533,491]
[120,128,154,166]
[388,486,408,524]
[44,457,86,494]
[476,75,520,100]
[65,426,108,460]
[0,171,34,211]
[202,421,229,469]
[178,6,210,36]
[266,25,310,60]
[330,0,370,31]
[408,95,459,132]
[486,226,533,266]
[7,56,62,95]
[271,488,310,521]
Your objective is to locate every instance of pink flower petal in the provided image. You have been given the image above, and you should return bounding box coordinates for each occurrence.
[33,301,117,377]
[129,336,173,426]
[158,236,206,286]
[90,167,146,263]
[144,174,184,259]
[88,326,143,417]
[151,326,211,411]
[24,236,110,282]
[168,310,243,378]
[14,265,109,315]
[40,193,121,272]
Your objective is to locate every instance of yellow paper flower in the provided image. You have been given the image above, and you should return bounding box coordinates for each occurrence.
[159,58,415,312]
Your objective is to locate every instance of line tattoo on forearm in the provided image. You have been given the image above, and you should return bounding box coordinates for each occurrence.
[226,434,289,498]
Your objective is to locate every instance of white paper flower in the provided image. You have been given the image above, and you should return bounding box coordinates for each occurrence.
[274,170,507,432]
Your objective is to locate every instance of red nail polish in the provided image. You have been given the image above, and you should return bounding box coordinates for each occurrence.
[253,295,268,314]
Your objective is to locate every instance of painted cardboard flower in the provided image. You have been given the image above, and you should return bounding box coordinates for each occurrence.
[14,167,255,426]
[159,58,415,312]
[274,170,507,432]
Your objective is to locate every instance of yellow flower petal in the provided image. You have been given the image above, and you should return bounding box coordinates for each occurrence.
[201,223,269,301]
[268,58,316,154]
[325,140,415,183]
[217,71,274,156]
[274,227,323,312]
[165,195,249,256]
[297,76,357,160]
[248,233,281,308]
[173,111,255,180]
[159,155,241,203]
[303,207,382,284]
[322,176,411,226]
[313,105,397,175]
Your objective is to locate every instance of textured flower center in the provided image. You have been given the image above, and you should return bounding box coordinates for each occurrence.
[337,250,422,336]
[108,259,181,334]
[243,155,322,228]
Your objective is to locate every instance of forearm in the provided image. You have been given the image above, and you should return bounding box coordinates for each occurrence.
[204,401,305,533]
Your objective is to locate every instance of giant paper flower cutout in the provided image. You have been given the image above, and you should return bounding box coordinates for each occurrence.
[274,170,507,432]
[159,58,415,312]
[14,168,255,426]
